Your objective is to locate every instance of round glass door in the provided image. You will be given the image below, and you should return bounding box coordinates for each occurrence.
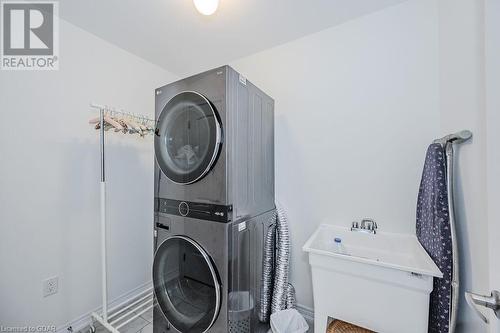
[155,91,222,184]
[153,236,221,333]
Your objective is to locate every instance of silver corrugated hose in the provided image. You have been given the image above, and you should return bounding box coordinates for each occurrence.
[259,214,276,322]
[285,283,297,309]
[259,206,296,322]
[271,205,295,314]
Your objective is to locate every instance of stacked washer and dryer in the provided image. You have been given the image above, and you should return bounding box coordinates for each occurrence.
[153,66,275,333]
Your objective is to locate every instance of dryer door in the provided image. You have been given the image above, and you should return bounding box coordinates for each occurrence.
[155,91,222,184]
[153,236,221,333]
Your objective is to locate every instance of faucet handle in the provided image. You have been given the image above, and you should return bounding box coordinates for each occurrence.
[361,218,376,230]
[351,221,359,230]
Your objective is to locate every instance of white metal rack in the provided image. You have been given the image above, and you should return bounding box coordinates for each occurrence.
[89,103,156,333]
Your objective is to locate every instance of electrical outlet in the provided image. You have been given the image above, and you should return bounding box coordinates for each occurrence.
[43,276,58,297]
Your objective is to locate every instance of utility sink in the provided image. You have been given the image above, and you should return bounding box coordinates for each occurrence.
[303,224,442,333]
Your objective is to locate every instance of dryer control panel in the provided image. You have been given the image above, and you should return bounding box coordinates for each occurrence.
[155,198,232,223]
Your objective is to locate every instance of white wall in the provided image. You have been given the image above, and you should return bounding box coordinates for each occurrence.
[437,0,489,331]
[486,0,500,332]
[0,19,177,327]
[231,0,440,310]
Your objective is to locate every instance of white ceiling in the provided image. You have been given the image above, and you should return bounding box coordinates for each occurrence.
[59,0,408,76]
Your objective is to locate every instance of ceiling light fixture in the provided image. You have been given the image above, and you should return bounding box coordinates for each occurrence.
[193,0,219,15]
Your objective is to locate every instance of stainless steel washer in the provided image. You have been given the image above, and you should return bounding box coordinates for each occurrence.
[153,211,275,333]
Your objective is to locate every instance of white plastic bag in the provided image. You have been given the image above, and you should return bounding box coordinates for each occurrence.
[270,309,309,333]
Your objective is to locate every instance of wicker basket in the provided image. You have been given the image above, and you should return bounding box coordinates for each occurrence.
[327,320,375,333]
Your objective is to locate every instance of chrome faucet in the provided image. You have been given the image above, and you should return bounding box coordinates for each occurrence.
[351,218,378,234]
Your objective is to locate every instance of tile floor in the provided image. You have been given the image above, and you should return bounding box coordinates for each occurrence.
[80,308,313,333]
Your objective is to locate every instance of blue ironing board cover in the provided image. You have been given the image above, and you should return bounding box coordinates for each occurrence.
[416,143,452,333]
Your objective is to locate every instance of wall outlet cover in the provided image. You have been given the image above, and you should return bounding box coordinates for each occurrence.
[43,276,58,297]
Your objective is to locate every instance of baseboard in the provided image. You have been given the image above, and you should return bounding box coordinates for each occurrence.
[56,281,152,333]
[57,283,313,333]
[296,303,314,323]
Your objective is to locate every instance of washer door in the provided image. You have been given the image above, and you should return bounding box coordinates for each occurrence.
[153,236,221,333]
[155,91,222,184]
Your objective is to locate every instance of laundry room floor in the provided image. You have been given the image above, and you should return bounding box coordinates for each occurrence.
[78,308,314,333]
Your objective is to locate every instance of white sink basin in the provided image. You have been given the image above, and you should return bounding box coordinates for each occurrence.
[303,224,442,277]
[303,224,442,333]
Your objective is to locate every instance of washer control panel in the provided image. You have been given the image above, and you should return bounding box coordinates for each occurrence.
[156,198,232,223]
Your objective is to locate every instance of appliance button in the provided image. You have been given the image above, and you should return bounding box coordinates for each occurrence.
[178,202,189,216]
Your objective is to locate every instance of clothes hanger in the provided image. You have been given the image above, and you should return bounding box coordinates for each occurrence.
[89,106,154,136]
[137,115,148,133]
[89,109,124,132]
[104,114,123,132]
[125,112,144,134]
[115,117,131,134]
[112,111,133,134]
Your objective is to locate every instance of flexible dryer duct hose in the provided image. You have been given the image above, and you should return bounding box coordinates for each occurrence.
[259,205,296,322]
[285,283,297,309]
[271,205,292,313]
[259,214,276,322]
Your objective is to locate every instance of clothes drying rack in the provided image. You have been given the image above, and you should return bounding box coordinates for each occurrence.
[88,103,156,333]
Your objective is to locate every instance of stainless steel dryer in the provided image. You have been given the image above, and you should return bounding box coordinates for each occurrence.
[152,211,275,333]
[154,65,275,222]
